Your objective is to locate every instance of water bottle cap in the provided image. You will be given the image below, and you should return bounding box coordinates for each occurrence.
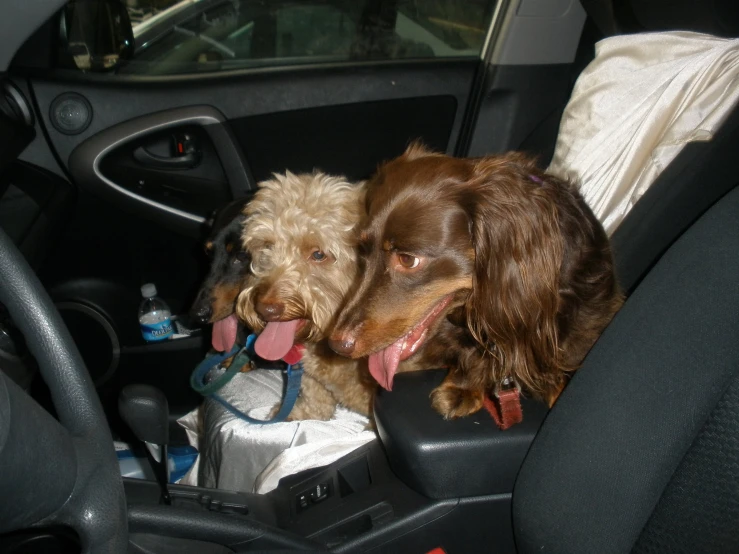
[141,283,157,298]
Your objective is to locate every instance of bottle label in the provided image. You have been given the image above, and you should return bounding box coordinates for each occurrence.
[141,319,173,342]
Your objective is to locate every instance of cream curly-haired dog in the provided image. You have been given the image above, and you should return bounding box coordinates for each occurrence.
[236,171,376,421]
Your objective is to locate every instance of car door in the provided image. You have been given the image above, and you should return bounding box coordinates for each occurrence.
[5,0,587,427]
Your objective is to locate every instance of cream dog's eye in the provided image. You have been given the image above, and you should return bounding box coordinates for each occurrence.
[310,249,328,262]
[398,253,420,269]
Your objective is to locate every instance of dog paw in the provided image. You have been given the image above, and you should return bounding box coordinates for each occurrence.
[430,385,484,420]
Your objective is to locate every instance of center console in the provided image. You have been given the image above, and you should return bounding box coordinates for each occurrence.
[125,369,549,553]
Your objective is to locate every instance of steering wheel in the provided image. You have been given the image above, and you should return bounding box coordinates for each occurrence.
[0,227,127,552]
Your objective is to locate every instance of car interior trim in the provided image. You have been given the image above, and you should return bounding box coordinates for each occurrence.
[68,105,254,233]
[480,0,512,62]
[491,0,587,65]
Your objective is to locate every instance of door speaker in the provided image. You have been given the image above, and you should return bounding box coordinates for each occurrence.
[49,92,92,135]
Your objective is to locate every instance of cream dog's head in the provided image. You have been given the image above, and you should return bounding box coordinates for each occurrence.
[236,171,365,361]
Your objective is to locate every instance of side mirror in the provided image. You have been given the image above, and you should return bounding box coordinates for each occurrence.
[59,0,134,72]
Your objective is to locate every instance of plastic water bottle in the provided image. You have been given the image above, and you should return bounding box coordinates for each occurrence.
[139,283,173,342]
[115,441,198,483]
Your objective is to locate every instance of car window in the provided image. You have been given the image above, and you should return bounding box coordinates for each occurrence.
[70,0,498,75]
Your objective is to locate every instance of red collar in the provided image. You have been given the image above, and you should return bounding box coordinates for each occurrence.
[483,381,523,430]
[282,344,305,365]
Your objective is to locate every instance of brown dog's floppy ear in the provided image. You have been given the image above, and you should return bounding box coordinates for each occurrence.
[464,155,566,400]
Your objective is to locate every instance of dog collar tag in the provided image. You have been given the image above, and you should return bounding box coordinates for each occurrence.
[282,344,305,365]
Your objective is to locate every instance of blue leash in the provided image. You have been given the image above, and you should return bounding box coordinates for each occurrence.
[190,333,304,424]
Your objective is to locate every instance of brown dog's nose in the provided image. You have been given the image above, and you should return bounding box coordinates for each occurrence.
[328,336,356,356]
[256,301,284,321]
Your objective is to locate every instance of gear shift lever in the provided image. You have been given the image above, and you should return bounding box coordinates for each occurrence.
[118,384,171,505]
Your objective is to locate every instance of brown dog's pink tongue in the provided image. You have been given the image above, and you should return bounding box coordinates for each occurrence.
[368,339,403,391]
[255,320,300,361]
[212,314,238,352]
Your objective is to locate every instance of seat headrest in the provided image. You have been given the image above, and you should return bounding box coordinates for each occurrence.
[581,0,739,38]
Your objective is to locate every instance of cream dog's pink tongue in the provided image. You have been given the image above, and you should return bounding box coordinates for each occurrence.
[255,320,300,360]
[212,314,238,352]
[368,338,404,391]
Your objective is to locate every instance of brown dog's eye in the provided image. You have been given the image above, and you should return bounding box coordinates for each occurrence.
[397,253,420,269]
[310,249,328,262]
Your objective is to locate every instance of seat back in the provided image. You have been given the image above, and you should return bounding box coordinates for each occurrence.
[513,183,739,553]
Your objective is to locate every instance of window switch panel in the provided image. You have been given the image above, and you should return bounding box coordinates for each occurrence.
[309,482,329,504]
[296,481,331,512]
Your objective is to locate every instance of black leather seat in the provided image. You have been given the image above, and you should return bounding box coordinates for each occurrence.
[514,182,739,553]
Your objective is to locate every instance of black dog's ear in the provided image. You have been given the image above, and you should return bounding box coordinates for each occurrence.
[210,194,254,235]
[205,213,217,230]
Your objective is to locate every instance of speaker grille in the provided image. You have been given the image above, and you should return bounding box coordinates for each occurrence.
[50,92,92,135]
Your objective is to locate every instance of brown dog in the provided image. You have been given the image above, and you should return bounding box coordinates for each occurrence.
[329,144,623,420]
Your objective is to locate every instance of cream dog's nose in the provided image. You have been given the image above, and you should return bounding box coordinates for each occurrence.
[256,300,284,321]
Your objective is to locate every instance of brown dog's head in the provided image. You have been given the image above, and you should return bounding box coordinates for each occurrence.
[330,143,567,396]
[236,171,366,361]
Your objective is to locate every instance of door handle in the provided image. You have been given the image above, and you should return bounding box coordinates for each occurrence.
[133,146,200,170]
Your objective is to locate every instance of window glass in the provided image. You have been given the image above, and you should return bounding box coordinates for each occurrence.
[75,0,498,75]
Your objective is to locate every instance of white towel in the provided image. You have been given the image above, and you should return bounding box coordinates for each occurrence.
[177,369,375,494]
[548,31,739,235]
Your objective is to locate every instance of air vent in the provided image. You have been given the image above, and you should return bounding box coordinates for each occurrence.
[1,80,34,127]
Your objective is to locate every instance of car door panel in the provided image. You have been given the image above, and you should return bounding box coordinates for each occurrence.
[28,60,476,235]
[231,94,460,183]
[30,60,476,164]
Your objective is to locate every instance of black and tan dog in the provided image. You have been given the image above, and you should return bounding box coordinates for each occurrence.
[190,195,254,354]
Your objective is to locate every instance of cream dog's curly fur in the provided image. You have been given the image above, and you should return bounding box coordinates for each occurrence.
[236,171,376,421]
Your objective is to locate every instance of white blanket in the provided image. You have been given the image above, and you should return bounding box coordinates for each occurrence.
[177,369,375,494]
[548,31,739,235]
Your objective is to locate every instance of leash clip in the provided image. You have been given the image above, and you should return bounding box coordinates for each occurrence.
[494,376,521,397]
